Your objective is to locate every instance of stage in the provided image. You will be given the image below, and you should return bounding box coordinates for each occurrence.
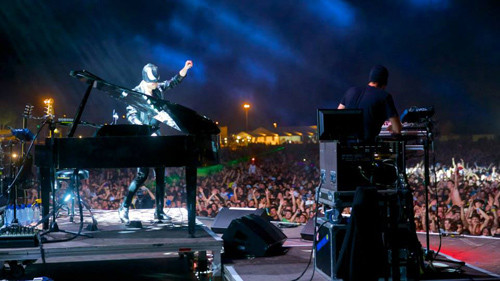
[416,232,500,279]
[221,223,500,281]
[0,208,222,280]
[0,211,499,280]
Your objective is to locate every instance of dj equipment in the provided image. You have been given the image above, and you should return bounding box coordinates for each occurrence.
[400,106,435,123]
[317,109,364,141]
[319,141,368,206]
[316,106,432,280]
[35,70,220,237]
[0,226,40,248]
[319,141,398,206]
[318,108,369,206]
[378,122,429,140]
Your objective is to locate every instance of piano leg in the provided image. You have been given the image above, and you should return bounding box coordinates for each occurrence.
[186,166,197,238]
[39,167,51,230]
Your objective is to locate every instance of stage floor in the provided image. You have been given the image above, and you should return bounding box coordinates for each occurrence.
[417,232,500,279]
[1,212,499,281]
[0,208,222,280]
[221,224,500,281]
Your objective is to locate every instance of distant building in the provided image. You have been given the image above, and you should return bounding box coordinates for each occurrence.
[232,125,317,145]
[274,126,317,144]
[233,131,255,145]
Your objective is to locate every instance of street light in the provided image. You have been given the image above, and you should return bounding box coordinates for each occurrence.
[243,103,250,131]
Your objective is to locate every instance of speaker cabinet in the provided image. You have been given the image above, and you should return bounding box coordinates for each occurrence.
[315,217,347,281]
[300,218,315,241]
[211,207,267,234]
[222,214,287,258]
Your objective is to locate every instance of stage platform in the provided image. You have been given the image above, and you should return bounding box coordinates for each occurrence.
[221,224,500,281]
[0,208,222,280]
[1,212,499,280]
[417,232,500,279]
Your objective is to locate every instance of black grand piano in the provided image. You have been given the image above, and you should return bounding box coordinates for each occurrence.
[35,70,220,237]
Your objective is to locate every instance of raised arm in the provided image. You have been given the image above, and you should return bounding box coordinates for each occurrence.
[179,60,193,77]
[298,197,305,212]
[196,196,202,212]
[290,209,300,223]
[198,187,208,203]
[222,170,229,185]
[232,186,239,202]
[460,204,469,229]
[477,208,491,232]
[157,60,192,92]
[265,188,271,208]
[450,179,463,207]
[145,187,155,201]
[291,188,297,213]
[251,189,258,207]
[277,199,284,221]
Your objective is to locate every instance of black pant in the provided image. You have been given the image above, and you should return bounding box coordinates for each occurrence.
[122,167,165,213]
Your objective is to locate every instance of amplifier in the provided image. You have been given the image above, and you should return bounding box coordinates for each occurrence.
[319,141,339,206]
[319,141,372,206]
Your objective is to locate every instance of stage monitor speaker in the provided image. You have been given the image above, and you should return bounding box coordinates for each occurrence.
[222,214,287,258]
[211,207,267,234]
[300,218,315,241]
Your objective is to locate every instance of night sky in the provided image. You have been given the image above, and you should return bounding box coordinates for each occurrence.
[1,0,499,135]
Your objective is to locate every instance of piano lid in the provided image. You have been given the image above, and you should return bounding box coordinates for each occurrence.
[70,70,220,135]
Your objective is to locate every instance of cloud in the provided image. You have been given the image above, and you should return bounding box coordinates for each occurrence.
[408,0,450,10]
[183,0,298,61]
[306,0,356,28]
[131,35,206,84]
[239,58,277,87]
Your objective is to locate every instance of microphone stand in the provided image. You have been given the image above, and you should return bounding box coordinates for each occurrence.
[4,126,36,228]
[423,126,431,257]
[42,118,92,238]
[7,141,19,226]
[422,119,465,268]
[47,117,59,232]
[40,82,95,238]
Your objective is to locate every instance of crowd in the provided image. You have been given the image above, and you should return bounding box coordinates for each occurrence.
[195,144,319,223]
[22,139,500,237]
[409,158,499,237]
[407,137,500,237]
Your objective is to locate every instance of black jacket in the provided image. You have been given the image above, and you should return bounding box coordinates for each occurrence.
[125,73,185,130]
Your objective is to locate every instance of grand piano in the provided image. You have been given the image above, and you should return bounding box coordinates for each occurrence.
[35,70,220,237]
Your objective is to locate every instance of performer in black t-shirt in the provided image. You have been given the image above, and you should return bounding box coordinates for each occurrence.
[335,67,411,280]
[338,65,402,142]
